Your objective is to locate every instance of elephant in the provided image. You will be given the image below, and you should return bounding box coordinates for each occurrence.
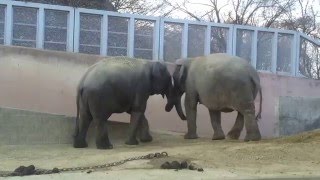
[73,56,172,149]
[165,53,262,141]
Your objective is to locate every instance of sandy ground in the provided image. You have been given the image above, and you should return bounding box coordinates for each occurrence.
[1,130,320,179]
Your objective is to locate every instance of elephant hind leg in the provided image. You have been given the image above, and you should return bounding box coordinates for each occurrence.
[209,110,225,140]
[138,115,153,143]
[240,104,261,141]
[73,109,92,148]
[227,112,244,140]
[94,113,113,149]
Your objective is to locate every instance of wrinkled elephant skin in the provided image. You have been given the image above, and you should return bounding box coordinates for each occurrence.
[166,53,262,142]
[73,57,172,149]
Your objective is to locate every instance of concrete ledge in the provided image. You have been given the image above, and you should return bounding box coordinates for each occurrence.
[279,96,320,136]
[0,107,129,145]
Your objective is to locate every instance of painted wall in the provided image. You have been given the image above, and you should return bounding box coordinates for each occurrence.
[1,45,320,139]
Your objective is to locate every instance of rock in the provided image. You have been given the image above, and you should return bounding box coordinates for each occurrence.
[87,170,93,174]
[52,168,59,173]
[160,162,171,169]
[13,165,35,176]
[170,161,181,169]
[188,164,197,170]
[197,168,204,172]
[180,161,188,169]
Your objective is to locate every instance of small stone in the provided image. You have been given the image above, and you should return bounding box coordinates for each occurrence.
[14,166,26,173]
[23,165,35,175]
[170,161,181,169]
[180,161,188,169]
[197,168,204,172]
[160,162,171,169]
[87,170,93,174]
[52,168,59,173]
[188,164,197,170]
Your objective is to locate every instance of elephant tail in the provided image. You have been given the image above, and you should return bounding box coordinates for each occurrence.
[255,87,262,121]
[73,88,82,137]
[250,72,262,121]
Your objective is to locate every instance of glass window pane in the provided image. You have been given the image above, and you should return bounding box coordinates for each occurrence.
[79,13,102,55]
[211,27,228,53]
[45,10,68,27]
[107,16,129,56]
[164,22,183,62]
[277,33,293,73]
[299,38,319,78]
[13,6,37,24]
[188,24,205,58]
[134,20,154,60]
[134,50,152,60]
[79,45,100,55]
[108,48,127,56]
[0,5,5,45]
[12,40,36,48]
[44,43,66,51]
[236,29,253,62]
[44,10,68,51]
[12,6,37,47]
[257,31,273,71]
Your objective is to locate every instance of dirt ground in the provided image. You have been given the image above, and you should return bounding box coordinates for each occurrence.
[1,129,320,179]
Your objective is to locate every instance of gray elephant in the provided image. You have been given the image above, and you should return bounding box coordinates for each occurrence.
[165,53,262,141]
[73,56,172,149]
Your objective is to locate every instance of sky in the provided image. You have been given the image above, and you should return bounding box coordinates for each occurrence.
[160,0,320,23]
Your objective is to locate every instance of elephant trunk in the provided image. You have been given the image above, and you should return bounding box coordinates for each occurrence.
[175,97,186,120]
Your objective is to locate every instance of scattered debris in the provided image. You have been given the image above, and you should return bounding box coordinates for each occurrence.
[188,163,197,170]
[180,160,188,169]
[87,170,93,174]
[170,161,181,169]
[160,161,204,172]
[12,165,35,176]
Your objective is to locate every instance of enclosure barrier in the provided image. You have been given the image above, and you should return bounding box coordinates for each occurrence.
[1,0,320,78]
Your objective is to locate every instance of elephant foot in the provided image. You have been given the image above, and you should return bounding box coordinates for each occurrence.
[73,137,88,148]
[140,133,153,143]
[184,132,198,139]
[244,132,261,142]
[226,130,241,140]
[96,142,113,150]
[96,137,113,149]
[125,138,139,145]
[212,133,225,140]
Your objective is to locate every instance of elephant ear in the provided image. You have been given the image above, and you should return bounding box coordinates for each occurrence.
[178,64,187,85]
[174,58,187,84]
[152,61,163,79]
[151,61,170,95]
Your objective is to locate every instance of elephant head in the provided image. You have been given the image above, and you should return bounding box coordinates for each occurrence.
[165,59,188,120]
[150,61,173,98]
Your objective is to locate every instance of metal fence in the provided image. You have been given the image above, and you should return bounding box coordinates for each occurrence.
[1,0,320,78]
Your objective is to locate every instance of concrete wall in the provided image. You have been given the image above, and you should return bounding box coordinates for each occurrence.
[279,96,320,136]
[0,107,130,145]
[1,45,320,142]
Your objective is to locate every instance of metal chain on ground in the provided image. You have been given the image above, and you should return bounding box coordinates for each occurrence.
[0,151,168,177]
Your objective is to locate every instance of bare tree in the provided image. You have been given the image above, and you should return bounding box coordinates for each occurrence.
[111,0,172,15]
[273,0,320,79]
[164,0,295,26]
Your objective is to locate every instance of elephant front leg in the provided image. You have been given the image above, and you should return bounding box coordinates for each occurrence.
[184,93,198,139]
[209,110,225,140]
[125,112,143,145]
[138,115,153,143]
[227,112,244,140]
